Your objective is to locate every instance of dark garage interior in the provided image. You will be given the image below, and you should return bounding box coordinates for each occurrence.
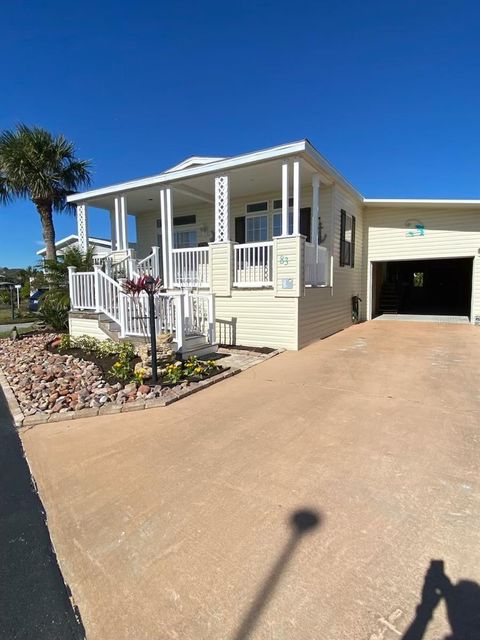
[372,258,473,318]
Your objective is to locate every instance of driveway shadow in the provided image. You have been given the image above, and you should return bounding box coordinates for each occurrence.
[0,388,85,639]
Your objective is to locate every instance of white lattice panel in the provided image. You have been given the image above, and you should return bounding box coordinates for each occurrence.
[214,175,229,242]
[76,204,88,252]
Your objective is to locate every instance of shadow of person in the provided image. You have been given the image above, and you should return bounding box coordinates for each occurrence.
[232,508,322,640]
[402,560,480,640]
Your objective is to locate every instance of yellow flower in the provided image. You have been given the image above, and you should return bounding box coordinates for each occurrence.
[194,366,203,374]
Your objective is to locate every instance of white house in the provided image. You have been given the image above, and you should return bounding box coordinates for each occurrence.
[37,234,112,262]
[65,140,480,354]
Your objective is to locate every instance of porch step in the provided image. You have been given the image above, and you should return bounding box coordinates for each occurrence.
[178,334,218,358]
[98,314,121,341]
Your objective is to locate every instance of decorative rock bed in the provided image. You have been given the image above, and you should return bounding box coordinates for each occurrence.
[0,333,238,427]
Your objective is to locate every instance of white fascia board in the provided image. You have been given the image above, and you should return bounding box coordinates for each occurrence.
[66,140,309,204]
[35,234,111,255]
[364,198,480,206]
[304,141,364,202]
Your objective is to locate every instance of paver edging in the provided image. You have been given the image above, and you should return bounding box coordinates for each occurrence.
[2,365,245,430]
[2,347,282,430]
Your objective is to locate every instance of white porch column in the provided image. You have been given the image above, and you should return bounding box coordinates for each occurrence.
[311,173,320,246]
[109,210,117,251]
[120,195,128,251]
[281,162,289,236]
[160,189,169,286]
[214,175,230,242]
[114,195,128,251]
[76,204,89,253]
[114,197,122,250]
[166,188,174,288]
[292,160,300,236]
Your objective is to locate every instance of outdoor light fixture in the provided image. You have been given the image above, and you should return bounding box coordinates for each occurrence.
[144,276,158,384]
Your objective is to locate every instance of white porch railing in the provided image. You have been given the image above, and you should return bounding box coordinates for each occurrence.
[68,267,215,349]
[234,242,273,287]
[171,247,209,288]
[182,291,216,343]
[96,270,121,322]
[105,251,133,280]
[136,247,161,279]
[69,271,96,310]
[305,243,329,286]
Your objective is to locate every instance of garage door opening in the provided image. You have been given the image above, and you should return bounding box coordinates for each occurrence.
[371,258,473,320]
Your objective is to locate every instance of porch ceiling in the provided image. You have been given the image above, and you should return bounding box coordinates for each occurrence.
[84,158,321,215]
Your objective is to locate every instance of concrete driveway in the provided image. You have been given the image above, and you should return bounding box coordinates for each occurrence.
[20,321,480,639]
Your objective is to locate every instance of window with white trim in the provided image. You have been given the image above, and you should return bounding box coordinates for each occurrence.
[156,215,198,249]
[245,201,268,214]
[272,198,294,236]
[339,209,355,267]
[246,214,268,242]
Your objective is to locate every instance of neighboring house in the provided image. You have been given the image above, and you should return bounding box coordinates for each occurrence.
[37,235,112,264]
[65,139,480,354]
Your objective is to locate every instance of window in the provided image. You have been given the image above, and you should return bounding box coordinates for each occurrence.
[272,197,294,210]
[246,215,268,242]
[246,201,268,214]
[173,229,197,248]
[156,214,198,249]
[272,212,293,237]
[272,198,293,236]
[340,209,356,267]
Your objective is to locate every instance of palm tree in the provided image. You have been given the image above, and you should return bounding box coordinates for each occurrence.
[0,124,92,261]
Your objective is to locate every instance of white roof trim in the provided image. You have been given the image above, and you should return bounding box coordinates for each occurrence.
[364,198,480,206]
[66,141,310,203]
[36,235,111,255]
[165,156,225,172]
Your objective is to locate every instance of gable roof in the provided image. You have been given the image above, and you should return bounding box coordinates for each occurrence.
[66,140,363,205]
[36,235,111,256]
[165,156,225,172]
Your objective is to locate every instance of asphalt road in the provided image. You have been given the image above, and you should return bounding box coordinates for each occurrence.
[0,389,85,639]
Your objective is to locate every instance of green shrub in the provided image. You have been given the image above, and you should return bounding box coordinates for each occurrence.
[58,334,135,361]
[38,291,70,330]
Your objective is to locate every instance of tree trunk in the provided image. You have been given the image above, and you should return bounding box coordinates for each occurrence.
[35,200,57,262]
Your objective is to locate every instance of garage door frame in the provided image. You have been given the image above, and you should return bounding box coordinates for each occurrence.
[366,255,475,322]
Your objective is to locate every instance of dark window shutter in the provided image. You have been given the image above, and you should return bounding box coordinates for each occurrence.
[235,216,246,244]
[351,215,356,268]
[300,207,311,242]
[340,209,346,266]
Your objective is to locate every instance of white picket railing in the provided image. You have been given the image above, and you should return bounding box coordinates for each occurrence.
[96,269,121,323]
[171,247,209,288]
[68,271,96,310]
[305,243,329,286]
[182,292,216,342]
[136,247,161,279]
[68,267,215,349]
[121,292,178,338]
[234,242,273,287]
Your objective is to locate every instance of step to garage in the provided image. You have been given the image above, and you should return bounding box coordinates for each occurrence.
[374,314,470,324]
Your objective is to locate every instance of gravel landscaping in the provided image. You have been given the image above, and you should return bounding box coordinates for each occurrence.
[0,333,229,425]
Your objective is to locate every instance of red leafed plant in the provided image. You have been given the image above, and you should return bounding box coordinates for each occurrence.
[121,275,163,296]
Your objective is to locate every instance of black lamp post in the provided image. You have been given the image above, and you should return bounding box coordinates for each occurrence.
[143,276,158,384]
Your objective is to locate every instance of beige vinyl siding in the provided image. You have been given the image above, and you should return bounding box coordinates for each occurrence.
[365,205,480,320]
[297,184,364,348]
[69,317,109,341]
[215,289,298,350]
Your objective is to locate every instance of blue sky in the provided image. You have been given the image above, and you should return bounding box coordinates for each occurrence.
[1,0,480,267]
